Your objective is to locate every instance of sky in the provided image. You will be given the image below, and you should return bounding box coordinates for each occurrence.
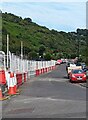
[0,1,87,32]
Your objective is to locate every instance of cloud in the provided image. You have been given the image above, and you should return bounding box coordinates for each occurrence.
[1,2,86,32]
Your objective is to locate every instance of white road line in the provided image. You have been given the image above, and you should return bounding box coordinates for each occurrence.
[13,96,86,104]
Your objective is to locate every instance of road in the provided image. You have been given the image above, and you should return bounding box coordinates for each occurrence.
[2,64,86,118]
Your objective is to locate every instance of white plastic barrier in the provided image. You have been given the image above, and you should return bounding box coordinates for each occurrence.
[8,51,56,79]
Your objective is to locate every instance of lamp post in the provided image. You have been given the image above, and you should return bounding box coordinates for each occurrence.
[7,34,9,68]
[21,41,23,72]
[21,41,23,60]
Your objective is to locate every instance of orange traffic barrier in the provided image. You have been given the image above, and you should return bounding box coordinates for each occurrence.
[24,73,27,82]
[36,70,39,76]
[16,73,22,87]
[10,72,14,78]
[0,70,6,85]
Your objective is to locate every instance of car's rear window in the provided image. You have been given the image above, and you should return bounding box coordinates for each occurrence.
[76,63,81,66]
[72,70,83,74]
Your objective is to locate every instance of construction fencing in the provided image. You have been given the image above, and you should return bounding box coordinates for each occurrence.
[0,51,56,99]
[8,52,56,77]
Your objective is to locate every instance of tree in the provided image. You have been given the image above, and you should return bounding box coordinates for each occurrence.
[70,53,77,59]
[44,53,51,60]
[39,45,46,58]
[24,18,32,23]
[28,51,38,60]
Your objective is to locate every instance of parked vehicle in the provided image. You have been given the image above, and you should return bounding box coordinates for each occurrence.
[55,59,62,65]
[66,62,75,71]
[66,62,82,78]
[69,69,87,82]
[83,67,88,72]
[80,63,86,70]
[61,58,67,63]
[83,67,88,77]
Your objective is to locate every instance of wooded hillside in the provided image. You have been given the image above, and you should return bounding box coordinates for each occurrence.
[2,12,87,61]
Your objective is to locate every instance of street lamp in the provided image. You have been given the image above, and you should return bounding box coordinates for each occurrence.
[21,41,23,60]
[7,34,9,68]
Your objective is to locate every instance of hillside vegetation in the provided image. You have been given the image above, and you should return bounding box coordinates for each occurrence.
[2,12,87,61]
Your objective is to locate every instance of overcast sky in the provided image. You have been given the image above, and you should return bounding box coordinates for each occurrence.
[0,0,87,32]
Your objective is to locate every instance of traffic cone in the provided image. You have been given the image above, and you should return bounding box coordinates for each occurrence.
[14,73,20,94]
[8,72,17,95]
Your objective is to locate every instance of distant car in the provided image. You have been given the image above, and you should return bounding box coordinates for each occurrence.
[69,69,87,82]
[76,62,81,66]
[56,60,62,65]
[80,63,86,70]
[83,67,88,79]
[61,58,67,63]
[83,67,88,71]
[66,62,77,77]
[66,62,75,71]
[66,62,82,78]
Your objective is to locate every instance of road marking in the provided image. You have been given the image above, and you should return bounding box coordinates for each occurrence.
[13,97,86,104]
[34,78,68,82]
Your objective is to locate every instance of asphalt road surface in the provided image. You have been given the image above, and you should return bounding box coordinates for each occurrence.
[2,64,86,118]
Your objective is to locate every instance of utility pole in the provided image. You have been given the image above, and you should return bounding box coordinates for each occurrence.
[21,41,23,72]
[7,34,9,68]
[21,41,23,60]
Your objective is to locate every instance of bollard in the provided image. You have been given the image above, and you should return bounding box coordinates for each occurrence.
[36,70,39,76]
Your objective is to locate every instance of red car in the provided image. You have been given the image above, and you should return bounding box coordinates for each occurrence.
[55,60,62,65]
[69,69,87,82]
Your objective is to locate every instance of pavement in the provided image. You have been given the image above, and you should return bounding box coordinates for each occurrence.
[1,64,86,118]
